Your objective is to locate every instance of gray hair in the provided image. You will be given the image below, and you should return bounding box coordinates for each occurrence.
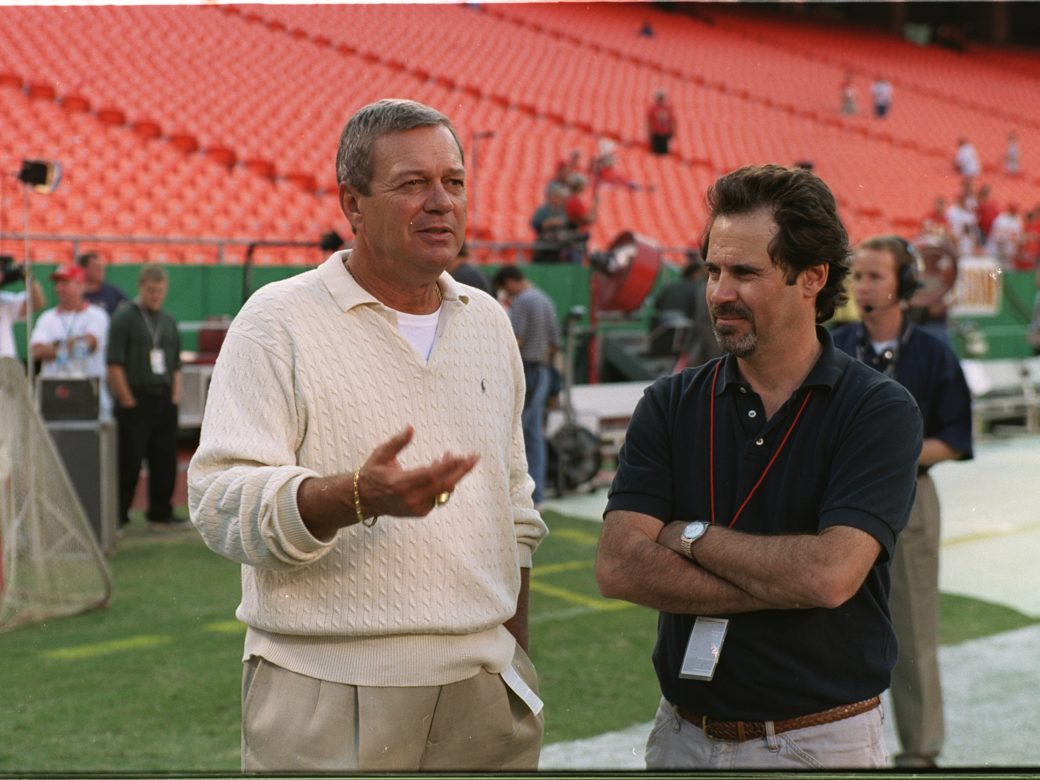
[335,99,463,195]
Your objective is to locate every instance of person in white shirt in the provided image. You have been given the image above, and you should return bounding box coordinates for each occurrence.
[953,138,981,179]
[986,203,1024,266]
[29,263,110,418]
[870,76,893,118]
[0,259,44,360]
[188,99,547,773]
[944,195,979,257]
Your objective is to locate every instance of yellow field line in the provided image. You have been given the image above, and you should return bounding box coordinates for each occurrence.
[549,528,602,546]
[534,560,593,576]
[43,634,171,660]
[942,520,1040,548]
[530,580,631,611]
[204,620,246,634]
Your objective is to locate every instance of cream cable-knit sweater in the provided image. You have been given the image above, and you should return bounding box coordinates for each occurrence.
[188,252,547,686]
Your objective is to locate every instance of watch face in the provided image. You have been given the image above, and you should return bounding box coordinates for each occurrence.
[683,521,707,541]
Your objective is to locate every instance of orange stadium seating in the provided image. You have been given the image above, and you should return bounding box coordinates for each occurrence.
[0,3,1036,264]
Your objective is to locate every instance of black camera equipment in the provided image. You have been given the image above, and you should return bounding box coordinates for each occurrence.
[0,255,26,288]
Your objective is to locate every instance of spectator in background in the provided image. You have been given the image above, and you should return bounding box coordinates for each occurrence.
[953,138,981,179]
[78,251,128,315]
[920,196,950,240]
[986,203,1024,267]
[956,177,978,212]
[29,263,110,418]
[1023,207,1040,267]
[493,265,560,508]
[448,243,493,296]
[565,173,599,259]
[1028,264,1040,355]
[647,89,677,155]
[1005,132,1021,176]
[944,193,979,257]
[546,149,581,198]
[833,235,973,769]
[592,138,642,190]
[531,183,575,264]
[974,185,999,243]
[107,264,184,532]
[0,260,44,360]
[870,75,893,118]
[840,71,857,116]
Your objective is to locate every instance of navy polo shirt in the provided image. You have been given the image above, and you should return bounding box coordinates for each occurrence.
[831,318,973,463]
[606,327,922,721]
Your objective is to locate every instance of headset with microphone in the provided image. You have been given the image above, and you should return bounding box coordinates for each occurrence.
[856,235,921,375]
[861,236,921,314]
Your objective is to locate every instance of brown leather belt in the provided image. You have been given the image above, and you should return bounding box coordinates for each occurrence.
[677,696,880,742]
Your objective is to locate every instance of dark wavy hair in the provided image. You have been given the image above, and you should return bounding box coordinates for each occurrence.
[701,164,851,322]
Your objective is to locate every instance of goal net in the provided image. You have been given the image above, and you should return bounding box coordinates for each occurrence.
[0,357,111,631]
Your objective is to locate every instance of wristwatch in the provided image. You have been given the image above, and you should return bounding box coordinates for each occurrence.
[679,521,710,559]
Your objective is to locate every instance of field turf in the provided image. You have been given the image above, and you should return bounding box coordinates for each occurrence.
[0,509,1036,773]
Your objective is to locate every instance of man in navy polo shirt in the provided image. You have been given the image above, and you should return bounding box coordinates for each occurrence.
[596,165,922,769]
[832,236,973,768]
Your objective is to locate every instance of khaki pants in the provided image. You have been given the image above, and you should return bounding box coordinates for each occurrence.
[889,474,943,761]
[241,645,543,772]
[645,697,888,770]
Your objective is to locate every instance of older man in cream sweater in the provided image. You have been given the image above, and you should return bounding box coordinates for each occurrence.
[188,99,547,772]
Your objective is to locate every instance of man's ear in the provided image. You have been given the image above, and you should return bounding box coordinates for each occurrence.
[339,182,362,232]
[802,262,829,298]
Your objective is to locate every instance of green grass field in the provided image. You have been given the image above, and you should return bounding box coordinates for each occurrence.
[1,509,1037,773]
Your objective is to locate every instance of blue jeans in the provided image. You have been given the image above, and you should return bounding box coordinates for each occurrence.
[521,364,552,505]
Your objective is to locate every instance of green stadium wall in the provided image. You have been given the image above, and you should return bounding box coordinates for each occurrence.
[8,263,1037,365]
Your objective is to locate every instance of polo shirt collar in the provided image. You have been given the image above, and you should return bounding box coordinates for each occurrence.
[716,325,843,395]
[318,249,469,312]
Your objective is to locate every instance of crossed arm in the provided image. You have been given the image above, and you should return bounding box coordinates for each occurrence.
[596,509,882,615]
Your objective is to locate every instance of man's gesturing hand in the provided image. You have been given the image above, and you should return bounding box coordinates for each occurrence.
[357,427,480,519]
[298,427,480,541]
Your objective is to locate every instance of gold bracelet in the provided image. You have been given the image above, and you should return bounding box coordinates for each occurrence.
[353,469,377,527]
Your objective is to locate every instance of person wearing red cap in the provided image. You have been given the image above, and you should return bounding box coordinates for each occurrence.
[29,263,111,417]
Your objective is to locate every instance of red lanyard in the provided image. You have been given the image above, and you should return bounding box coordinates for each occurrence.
[709,360,812,528]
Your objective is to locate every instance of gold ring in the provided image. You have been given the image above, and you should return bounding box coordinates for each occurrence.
[435,491,451,506]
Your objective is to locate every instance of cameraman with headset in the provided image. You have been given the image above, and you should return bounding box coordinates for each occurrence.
[0,256,44,361]
[831,235,973,769]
